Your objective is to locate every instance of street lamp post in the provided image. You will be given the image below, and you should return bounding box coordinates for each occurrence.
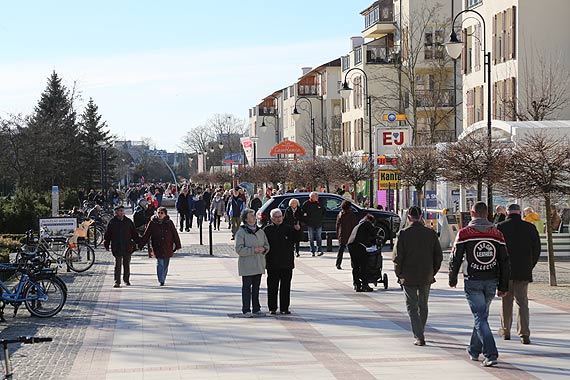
[97,141,110,200]
[292,96,316,159]
[340,68,374,208]
[250,136,259,167]
[445,9,494,214]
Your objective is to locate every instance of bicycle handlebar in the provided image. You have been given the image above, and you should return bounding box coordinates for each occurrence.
[0,336,53,345]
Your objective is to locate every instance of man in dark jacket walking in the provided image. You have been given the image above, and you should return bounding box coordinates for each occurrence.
[449,202,510,368]
[263,208,302,315]
[393,206,443,346]
[175,187,191,232]
[497,204,541,344]
[301,192,326,256]
[104,206,141,288]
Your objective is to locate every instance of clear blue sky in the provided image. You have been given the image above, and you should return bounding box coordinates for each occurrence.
[0,1,371,151]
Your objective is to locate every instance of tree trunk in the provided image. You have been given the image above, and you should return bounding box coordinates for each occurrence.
[415,186,423,207]
[476,180,483,201]
[544,195,557,286]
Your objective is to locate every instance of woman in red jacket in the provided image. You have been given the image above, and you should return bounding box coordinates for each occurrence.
[140,207,182,286]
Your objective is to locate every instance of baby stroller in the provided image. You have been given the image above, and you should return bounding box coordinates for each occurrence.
[362,236,389,289]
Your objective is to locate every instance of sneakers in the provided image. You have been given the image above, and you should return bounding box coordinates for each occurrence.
[113,282,120,288]
[414,339,426,346]
[521,336,531,344]
[243,312,253,318]
[481,358,498,367]
[467,349,479,361]
[253,311,265,317]
[280,310,291,315]
[317,251,324,256]
[269,310,277,315]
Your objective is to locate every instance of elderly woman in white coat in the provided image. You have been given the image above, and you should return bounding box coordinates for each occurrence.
[235,208,270,317]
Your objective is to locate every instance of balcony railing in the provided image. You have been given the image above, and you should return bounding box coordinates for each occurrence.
[414,89,455,108]
[297,84,318,96]
[355,46,363,65]
[364,3,394,29]
[258,107,277,116]
[415,130,457,145]
[366,46,397,64]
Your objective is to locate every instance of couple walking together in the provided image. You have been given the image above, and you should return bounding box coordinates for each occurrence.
[104,205,181,288]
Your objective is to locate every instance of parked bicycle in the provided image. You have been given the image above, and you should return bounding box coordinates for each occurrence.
[1,336,52,380]
[18,229,95,273]
[0,263,67,321]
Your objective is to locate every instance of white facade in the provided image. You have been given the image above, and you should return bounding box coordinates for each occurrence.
[460,0,570,131]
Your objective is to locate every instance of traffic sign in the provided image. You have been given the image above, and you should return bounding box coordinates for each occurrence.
[383,113,406,122]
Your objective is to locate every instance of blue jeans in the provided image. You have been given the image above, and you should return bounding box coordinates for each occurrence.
[242,274,262,314]
[307,226,323,253]
[464,280,499,360]
[156,258,170,284]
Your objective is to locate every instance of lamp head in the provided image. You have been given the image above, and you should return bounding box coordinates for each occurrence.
[218,142,224,149]
[292,107,301,122]
[444,30,463,60]
[339,81,352,100]
[209,146,214,153]
[203,150,208,156]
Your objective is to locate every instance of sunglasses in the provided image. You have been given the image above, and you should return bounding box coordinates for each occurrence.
[158,211,165,215]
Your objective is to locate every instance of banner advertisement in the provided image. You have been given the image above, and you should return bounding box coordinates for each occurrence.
[39,217,77,238]
[378,170,401,190]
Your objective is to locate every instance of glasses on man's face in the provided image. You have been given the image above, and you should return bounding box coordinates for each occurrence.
[158,212,165,215]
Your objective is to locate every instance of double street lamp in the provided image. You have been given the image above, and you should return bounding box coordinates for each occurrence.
[445,8,494,214]
[340,68,374,208]
[292,96,316,159]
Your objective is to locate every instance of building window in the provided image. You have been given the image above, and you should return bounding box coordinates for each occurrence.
[493,6,516,64]
[353,76,363,109]
[354,118,364,151]
[289,85,295,97]
[424,29,445,60]
[341,121,351,152]
[342,55,350,71]
[466,0,482,8]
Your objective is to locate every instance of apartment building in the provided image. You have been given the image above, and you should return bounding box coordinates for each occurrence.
[460,0,570,132]
[341,0,461,154]
[248,59,341,161]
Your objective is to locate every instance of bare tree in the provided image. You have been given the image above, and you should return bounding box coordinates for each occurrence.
[0,114,28,186]
[255,161,291,189]
[336,153,373,204]
[505,49,570,121]
[394,146,439,206]
[439,134,509,200]
[498,133,570,286]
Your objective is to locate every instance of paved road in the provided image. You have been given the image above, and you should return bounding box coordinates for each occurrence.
[0,252,112,380]
[64,224,569,380]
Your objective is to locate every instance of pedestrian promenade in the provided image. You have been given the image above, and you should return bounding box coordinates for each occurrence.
[68,219,570,380]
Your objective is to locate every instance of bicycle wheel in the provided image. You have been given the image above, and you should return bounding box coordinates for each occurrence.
[87,225,104,247]
[65,243,95,272]
[24,278,67,318]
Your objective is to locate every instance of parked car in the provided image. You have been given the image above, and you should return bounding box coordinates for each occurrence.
[256,192,401,244]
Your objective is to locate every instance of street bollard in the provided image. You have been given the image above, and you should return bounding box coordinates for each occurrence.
[390,218,394,249]
[199,222,203,245]
[326,233,333,252]
[209,222,213,256]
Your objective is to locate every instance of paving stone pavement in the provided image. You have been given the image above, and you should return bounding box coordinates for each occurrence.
[0,250,112,380]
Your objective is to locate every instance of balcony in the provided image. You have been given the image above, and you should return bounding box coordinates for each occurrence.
[362,2,396,39]
[415,130,457,145]
[366,45,397,64]
[258,107,277,117]
[414,89,455,108]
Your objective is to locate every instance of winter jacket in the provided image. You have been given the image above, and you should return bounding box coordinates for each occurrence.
[449,218,510,292]
[524,211,543,234]
[203,190,211,208]
[139,216,181,259]
[392,221,443,286]
[283,206,302,227]
[235,224,269,277]
[249,197,262,212]
[103,216,140,256]
[336,208,358,245]
[263,223,302,270]
[192,196,206,217]
[301,199,326,227]
[347,219,377,248]
[497,214,541,282]
[210,196,226,216]
[175,193,190,213]
[227,196,245,218]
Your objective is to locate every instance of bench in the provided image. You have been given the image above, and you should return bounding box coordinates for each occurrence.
[540,233,570,258]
